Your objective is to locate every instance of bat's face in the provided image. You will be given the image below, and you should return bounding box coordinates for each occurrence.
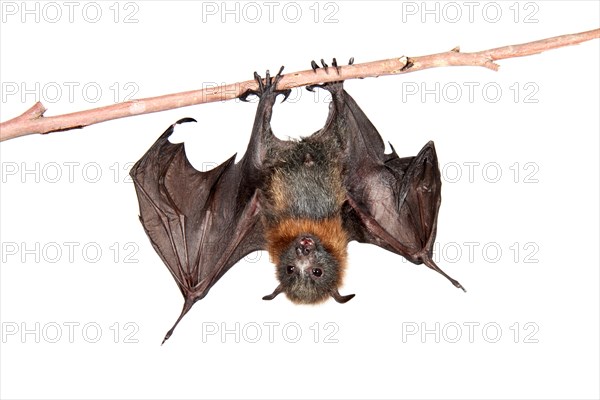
[276,234,341,304]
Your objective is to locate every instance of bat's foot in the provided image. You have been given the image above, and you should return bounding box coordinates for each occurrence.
[240,66,291,103]
[306,57,353,92]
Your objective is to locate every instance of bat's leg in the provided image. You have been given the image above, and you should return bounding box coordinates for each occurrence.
[239,67,292,169]
[245,67,291,121]
[421,255,466,292]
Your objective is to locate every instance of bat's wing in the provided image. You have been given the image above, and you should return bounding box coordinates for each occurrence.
[131,115,268,343]
[131,118,263,343]
[131,70,290,343]
[316,81,464,291]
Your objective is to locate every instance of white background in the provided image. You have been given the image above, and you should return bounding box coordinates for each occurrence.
[1,1,599,399]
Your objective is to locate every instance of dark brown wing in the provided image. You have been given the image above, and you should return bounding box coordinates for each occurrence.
[130,71,289,343]
[130,118,265,343]
[316,82,465,291]
[131,71,290,343]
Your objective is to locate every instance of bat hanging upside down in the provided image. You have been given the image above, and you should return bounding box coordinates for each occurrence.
[130,60,465,343]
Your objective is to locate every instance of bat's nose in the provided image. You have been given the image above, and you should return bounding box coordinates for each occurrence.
[295,246,311,256]
[295,237,315,257]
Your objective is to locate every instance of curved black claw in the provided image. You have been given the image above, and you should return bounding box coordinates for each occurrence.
[272,66,292,102]
[332,57,339,74]
[331,289,355,304]
[264,70,271,88]
[311,60,319,72]
[240,66,291,102]
[306,57,353,91]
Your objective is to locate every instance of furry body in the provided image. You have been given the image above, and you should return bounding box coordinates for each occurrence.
[264,138,349,303]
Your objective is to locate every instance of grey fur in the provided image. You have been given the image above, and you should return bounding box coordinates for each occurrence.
[265,137,344,223]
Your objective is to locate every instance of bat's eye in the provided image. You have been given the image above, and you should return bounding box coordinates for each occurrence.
[286,266,296,274]
[312,268,323,277]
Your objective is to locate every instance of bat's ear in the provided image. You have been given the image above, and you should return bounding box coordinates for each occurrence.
[262,284,283,301]
[331,289,355,304]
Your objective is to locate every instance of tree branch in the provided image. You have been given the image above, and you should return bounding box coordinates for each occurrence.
[1,28,598,142]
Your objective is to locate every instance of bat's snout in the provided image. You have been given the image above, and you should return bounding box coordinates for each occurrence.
[295,236,315,257]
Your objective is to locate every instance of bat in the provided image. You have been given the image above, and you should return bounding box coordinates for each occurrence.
[130,61,465,343]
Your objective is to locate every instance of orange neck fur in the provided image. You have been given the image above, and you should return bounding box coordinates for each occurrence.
[266,217,348,273]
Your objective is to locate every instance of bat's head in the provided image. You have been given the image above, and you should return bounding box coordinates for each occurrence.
[264,219,354,304]
[275,234,343,304]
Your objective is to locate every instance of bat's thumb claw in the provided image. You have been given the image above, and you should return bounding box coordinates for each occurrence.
[263,283,283,300]
[331,289,355,304]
